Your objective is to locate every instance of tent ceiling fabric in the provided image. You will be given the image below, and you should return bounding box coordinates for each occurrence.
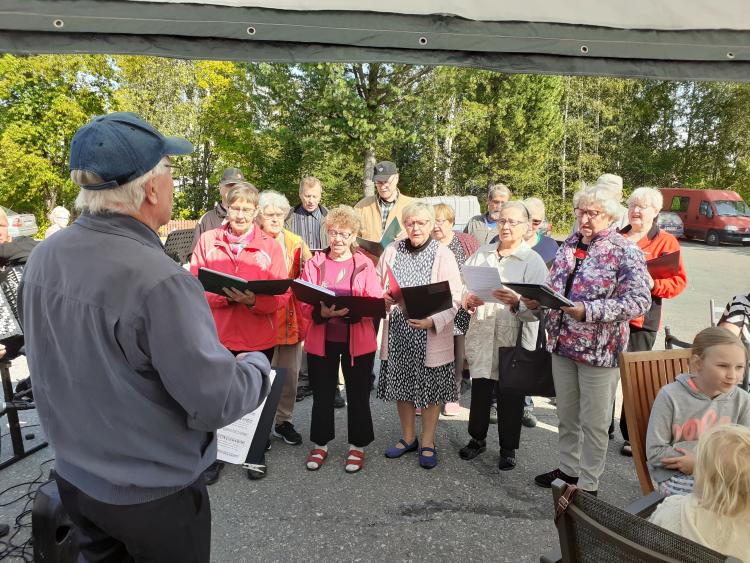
[2,0,750,81]
[127,0,750,31]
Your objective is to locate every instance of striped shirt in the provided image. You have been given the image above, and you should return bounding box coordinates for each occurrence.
[720,293,750,344]
[288,205,324,249]
[378,193,399,230]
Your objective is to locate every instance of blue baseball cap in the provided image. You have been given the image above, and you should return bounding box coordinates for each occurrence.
[69,112,193,190]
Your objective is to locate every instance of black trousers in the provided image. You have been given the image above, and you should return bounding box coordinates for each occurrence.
[307,341,375,447]
[468,378,525,451]
[610,327,657,440]
[55,474,210,563]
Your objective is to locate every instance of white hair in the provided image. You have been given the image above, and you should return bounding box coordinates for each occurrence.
[74,158,170,215]
[402,200,435,223]
[523,197,546,219]
[48,206,70,220]
[627,187,664,211]
[259,190,291,213]
[487,183,511,200]
[574,185,623,219]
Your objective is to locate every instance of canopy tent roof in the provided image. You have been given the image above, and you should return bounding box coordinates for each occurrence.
[2,0,750,81]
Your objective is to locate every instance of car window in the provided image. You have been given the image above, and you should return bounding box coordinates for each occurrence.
[714,199,750,217]
[699,200,711,216]
[670,196,689,213]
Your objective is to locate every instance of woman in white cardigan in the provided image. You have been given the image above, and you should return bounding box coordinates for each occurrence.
[460,201,549,470]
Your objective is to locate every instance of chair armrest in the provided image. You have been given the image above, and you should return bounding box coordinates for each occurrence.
[624,491,665,518]
[540,549,561,563]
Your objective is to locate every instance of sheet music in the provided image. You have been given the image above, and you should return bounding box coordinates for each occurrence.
[462,265,503,303]
[293,278,336,296]
[217,370,276,465]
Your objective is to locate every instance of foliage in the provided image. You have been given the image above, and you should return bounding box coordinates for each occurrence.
[2,54,750,233]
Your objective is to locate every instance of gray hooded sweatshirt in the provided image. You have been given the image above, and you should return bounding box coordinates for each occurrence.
[646,372,750,484]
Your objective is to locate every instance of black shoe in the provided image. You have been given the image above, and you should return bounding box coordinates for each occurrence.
[534,468,579,488]
[246,455,267,480]
[265,438,272,452]
[620,440,632,457]
[608,432,615,440]
[333,388,346,409]
[273,422,302,445]
[498,449,516,471]
[459,439,486,460]
[521,410,538,428]
[203,461,224,486]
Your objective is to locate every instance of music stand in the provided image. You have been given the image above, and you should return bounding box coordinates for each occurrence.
[163,228,195,264]
[0,359,48,469]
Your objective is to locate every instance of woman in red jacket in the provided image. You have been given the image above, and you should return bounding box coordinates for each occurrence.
[299,205,383,474]
[614,186,687,455]
[190,182,289,482]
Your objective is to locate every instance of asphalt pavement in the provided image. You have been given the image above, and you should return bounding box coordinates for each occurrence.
[1,240,748,562]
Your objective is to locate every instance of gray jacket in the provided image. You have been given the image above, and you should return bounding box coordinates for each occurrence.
[19,213,271,505]
[463,214,497,245]
[646,372,750,484]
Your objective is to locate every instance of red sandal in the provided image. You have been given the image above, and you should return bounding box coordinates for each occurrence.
[345,449,365,473]
[306,448,328,471]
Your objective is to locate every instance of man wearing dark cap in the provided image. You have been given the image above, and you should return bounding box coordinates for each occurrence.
[190,166,249,251]
[19,112,271,563]
[354,160,414,242]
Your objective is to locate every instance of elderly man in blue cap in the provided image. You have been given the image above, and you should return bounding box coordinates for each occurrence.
[19,112,271,563]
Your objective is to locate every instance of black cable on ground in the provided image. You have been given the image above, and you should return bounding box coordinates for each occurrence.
[0,457,55,561]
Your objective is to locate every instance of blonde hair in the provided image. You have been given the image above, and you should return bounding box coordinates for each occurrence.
[691,326,747,362]
[402,201,435,224]
[433,203,455,225]
[226,182,259,208]
[694,424,750,517]
[325,205,361,241]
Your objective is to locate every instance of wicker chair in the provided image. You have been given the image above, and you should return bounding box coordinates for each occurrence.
[619,348,692,495]
[541,479,741,563]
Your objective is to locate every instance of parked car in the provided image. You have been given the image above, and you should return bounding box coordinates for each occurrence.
[0,206,38,238]
[659,188,750,246]
[656,211,684,239]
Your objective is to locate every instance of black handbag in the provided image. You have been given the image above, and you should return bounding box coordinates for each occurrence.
[497,315,555,397]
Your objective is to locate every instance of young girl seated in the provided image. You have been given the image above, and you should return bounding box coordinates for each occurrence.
[646,326,750,495]
[649,424,750,562]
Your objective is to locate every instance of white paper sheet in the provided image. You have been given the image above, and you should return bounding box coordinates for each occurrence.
[217,370,276,465]
[462,265,503,303]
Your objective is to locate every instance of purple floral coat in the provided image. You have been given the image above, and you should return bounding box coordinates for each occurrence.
[545,228,651,368]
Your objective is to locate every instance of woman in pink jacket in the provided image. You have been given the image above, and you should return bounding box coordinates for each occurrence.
[300,205,383,474]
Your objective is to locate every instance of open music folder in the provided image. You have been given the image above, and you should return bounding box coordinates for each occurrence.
[198,267,292,296]
[385,262,453,320]
[291,279,386,318]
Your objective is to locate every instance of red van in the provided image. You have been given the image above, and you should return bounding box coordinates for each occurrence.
[659,188,750,246]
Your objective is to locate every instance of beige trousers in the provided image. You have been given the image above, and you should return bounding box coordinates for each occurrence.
[273,343,302,424]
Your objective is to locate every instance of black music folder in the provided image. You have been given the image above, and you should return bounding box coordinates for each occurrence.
[503,282,574,310]
[198,267,292,296]
[291,280,386,318]
[646,251,680,279]
[355,218,402,258]
[385,263,453,320]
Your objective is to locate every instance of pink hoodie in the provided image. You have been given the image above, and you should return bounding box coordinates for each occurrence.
[300,249,384,360]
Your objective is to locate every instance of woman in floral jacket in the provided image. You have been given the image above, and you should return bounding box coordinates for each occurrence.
[526,184,651,495]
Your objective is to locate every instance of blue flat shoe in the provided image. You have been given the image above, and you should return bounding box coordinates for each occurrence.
[384,438,419,458]
[418,446,438,469]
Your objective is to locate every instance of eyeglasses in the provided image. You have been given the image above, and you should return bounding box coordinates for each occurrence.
[497,219,527,227]
[261,212,285,219]
[434,219,451,226]
[628,203,652,211]
[574,208,604,219]
[531,219,543,226]
[404,220,430,229]
[228,206,257,217]
[327,230,353,240]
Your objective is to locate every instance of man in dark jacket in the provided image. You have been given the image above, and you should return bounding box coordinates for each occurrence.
[19,113,271,563]
[190,167,247,252]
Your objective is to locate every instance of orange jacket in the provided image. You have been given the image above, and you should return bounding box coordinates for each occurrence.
[272,229,312,345]
[624,224,687,331]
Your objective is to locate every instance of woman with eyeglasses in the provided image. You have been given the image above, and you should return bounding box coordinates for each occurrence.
[431,203,479,416]
[526,185,651,496]
[377,201,462,469]
[257,190,312,450]
[459,201,548,470]
[299,205,383,473]
[190,182,289,482]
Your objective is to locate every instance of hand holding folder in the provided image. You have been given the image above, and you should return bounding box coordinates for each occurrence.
[291,280,386,318]
[198,267,292,296]
[385,262,453,320]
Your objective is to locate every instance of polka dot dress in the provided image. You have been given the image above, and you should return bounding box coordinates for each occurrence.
[447,235,470,335]
[377,239,458,408]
